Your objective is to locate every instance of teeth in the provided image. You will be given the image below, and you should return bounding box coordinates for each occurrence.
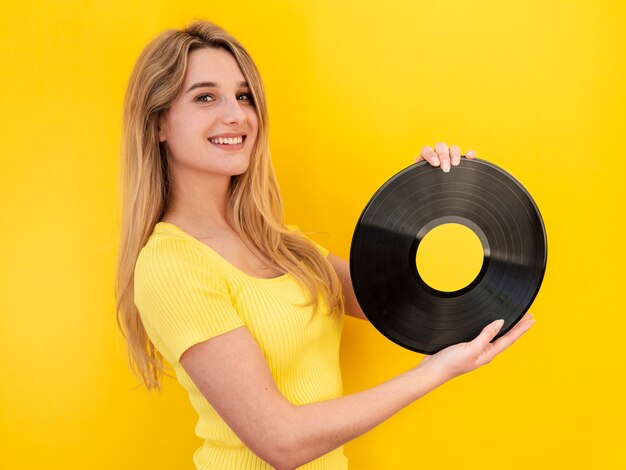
[209,136,243,145]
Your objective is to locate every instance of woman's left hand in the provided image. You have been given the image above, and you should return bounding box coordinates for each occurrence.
[415,142,477,173]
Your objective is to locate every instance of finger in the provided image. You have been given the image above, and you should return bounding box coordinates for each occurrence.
[471,319,505,348]
[450,145,461,166]
[465,149,477,159]
[519,312,533,322]
[434,142,451,173]
[492,314,533,341]
[502,313,533,333]
[419,146,440,166]
[486,317,535,357]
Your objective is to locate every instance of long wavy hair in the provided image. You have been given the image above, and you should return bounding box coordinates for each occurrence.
[115,20,344,390]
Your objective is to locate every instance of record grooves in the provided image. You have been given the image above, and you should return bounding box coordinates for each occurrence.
[349,158,547,354]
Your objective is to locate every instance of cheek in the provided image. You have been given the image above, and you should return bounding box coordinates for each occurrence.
[248,110,260,137]
[167,117,203,147]
[163,129,203,166]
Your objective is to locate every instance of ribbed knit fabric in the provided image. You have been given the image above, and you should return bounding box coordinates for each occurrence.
[134,222,348,469]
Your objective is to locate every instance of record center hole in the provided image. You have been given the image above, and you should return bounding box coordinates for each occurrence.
[416,223,484,292]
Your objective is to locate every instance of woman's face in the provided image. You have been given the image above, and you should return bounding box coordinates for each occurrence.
[159,47,259,177]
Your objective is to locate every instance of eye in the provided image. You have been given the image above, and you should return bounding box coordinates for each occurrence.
[237,93,253,103]
[194,94,214,103]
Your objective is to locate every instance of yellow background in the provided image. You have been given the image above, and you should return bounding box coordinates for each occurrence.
[1,0,624,468]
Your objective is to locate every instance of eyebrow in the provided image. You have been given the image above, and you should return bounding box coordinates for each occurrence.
[185,81,249,94]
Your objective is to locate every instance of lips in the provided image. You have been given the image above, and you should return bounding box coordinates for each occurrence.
[208,133,247,145]
[207,135,246,151]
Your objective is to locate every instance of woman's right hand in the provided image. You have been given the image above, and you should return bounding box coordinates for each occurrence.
[417,313,536,381]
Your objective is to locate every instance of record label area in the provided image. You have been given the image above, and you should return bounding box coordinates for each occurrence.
[415,222,485,293]
[350,158,547,354]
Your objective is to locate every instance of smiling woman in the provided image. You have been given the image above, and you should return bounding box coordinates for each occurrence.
[115,19,534,470]
[115,21,347,469]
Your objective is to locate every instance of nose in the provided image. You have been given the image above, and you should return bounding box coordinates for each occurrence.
[221,96,247,125]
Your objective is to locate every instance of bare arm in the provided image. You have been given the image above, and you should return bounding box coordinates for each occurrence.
[180,314,534,469]
[327,253,368,320]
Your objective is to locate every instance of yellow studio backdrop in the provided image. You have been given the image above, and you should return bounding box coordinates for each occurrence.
[1,0,624,468]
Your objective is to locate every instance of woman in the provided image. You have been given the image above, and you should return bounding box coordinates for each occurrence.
[115,20,534,470]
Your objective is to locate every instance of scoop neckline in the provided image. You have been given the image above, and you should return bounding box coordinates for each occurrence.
[155,221,291,282]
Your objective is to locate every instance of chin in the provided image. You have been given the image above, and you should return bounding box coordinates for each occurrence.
[224,160,251,176]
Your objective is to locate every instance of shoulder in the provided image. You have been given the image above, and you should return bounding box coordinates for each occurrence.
[284,224,330,258]
[134,233,228,293]
[133,234,245,363]
[136,235,202,273]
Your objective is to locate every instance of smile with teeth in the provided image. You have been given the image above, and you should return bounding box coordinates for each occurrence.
[209,136,244,145]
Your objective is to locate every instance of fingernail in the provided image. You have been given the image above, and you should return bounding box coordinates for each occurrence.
[433,156,440,165]
[442,161,450,172]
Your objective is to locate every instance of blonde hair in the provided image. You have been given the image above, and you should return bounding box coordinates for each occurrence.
[115,20,344,390]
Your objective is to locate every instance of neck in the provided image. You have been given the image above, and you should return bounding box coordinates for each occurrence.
[161,165,235,235]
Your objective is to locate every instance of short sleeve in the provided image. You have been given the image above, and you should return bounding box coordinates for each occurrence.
[134,238,245,362]
[286,224,330,258]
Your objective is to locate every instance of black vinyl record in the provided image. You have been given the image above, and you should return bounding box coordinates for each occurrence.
[349,158,547,354]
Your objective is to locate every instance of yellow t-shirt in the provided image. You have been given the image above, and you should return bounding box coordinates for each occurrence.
[134,222,347,469]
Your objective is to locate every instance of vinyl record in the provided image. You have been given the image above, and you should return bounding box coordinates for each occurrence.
[349,158,547,354]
